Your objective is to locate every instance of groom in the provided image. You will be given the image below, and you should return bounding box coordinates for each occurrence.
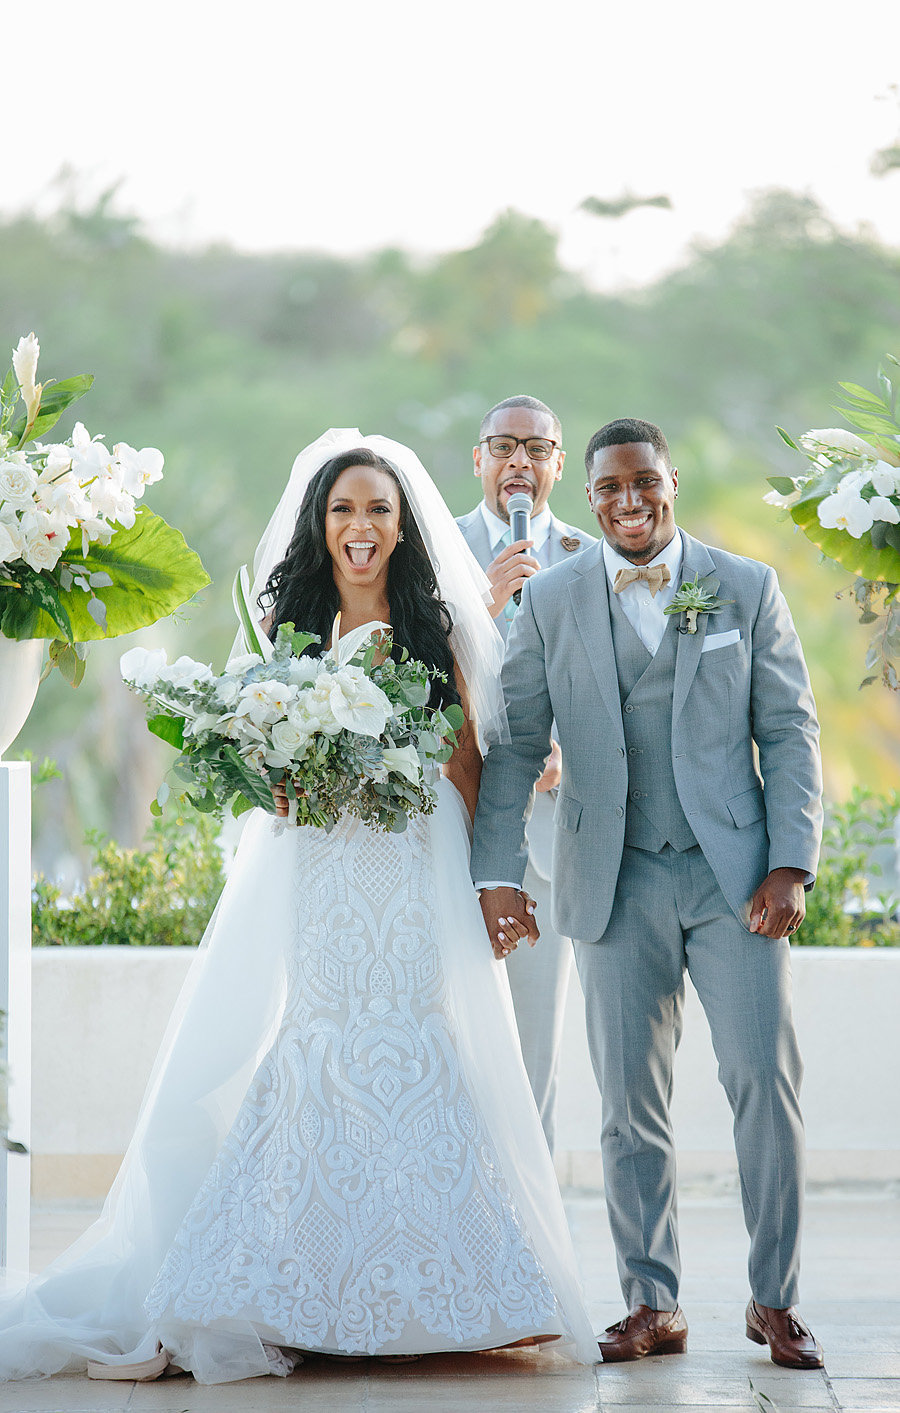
[471,417,825,1369]
[457,394,596,1153]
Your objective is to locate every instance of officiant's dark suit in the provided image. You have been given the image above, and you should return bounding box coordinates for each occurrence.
[471,418,825,1367]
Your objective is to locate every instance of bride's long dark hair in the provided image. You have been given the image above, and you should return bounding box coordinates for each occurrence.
[260,449,460,709]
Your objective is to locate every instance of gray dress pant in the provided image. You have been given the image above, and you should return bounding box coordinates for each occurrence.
[574,843,805,1311]
[505,859,574,1155]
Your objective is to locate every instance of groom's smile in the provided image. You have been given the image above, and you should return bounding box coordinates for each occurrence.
[586,441,678,564]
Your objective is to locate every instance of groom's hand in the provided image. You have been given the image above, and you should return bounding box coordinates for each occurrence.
[749,867,807,938]
[479,886,540,959]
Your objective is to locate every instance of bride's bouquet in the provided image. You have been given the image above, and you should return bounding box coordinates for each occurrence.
[120,612,465,834]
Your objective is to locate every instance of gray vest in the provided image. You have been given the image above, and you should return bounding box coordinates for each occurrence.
[609,589,698,853]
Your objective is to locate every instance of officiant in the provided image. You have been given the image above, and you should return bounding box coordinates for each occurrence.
[456,395,596,1154]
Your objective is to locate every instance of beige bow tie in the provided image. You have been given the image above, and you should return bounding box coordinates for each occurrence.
[613,563,672,597]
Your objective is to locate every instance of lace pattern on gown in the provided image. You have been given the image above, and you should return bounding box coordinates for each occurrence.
[144,813,558,1354]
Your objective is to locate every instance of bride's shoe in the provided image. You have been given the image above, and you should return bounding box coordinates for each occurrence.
[86,1345,183,1381]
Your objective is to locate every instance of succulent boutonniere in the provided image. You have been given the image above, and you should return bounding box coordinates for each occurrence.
[664,572,733,635]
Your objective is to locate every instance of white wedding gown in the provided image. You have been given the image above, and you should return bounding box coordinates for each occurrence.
[0,779,597,1383]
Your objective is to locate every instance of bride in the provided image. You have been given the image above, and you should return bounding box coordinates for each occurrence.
[0,429,597,1384]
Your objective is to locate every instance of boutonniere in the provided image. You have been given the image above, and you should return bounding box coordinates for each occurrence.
[663,572,733,634]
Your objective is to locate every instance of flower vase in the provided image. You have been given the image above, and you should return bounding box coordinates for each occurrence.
[0,637,44,759]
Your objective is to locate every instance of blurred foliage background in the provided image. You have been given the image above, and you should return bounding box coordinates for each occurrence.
[4,181,899,879]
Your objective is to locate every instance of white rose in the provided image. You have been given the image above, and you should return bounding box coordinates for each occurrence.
[286,654,319,687]
[270,718,310,758]
[120,646,169,690]
[22,528,65,571]
[0,461,39,509]
[817,487,875,539]
[215,675,244,707]
[800,428,873,457]
[868,495,900,524]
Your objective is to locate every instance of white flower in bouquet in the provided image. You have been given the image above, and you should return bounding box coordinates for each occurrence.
[817,484,875,538]
[267,717,312,768]
[236,679,297,728]
[0,459,39,508]
[157,656,216,691]
[800,428,874,457]
[12,333,41,427]
[381,743,424,785]
[868,495,900,524]
[286,654,319,688]
[327,665,393,737]
[0,517,25,565]
[870,461,900,497]
[120,646,172,690]
[114,443,164,497]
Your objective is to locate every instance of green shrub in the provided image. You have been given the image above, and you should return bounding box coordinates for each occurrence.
[796,787,900,946]
[32,805,225,946]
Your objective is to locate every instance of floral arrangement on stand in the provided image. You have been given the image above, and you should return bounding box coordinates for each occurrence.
[766,353,900,688]
[121,586,465,833]
[0,333,208,685]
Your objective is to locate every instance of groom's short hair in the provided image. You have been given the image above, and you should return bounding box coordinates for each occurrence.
[480,395,562,443]
[585,418,671,470]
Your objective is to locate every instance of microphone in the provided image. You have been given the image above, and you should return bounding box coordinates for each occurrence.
[506,491,534,605]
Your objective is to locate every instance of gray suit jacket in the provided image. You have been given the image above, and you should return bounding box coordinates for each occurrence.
[456,504,598,877]
[470,531,823,939]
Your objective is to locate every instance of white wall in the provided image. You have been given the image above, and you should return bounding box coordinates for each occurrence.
[31,947,900,1199]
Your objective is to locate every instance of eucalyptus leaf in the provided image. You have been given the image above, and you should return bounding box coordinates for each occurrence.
[767,476,796,495]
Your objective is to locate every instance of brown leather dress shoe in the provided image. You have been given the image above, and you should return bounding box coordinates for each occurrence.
[745,1300,824,1369]
[598,1304,688,1361]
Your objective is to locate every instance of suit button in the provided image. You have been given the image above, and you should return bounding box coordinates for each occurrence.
[628,747,638,757]
[617,747,625,758]
[624,704,634,713]
[631,789,644,800]
[615,806,624,817]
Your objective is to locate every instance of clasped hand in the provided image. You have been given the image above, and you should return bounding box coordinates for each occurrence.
[748,867,807,938]
[479,886,540,960]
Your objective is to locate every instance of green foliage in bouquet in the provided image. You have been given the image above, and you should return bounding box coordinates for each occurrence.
[31,805,226,947]
[769,353,900,688]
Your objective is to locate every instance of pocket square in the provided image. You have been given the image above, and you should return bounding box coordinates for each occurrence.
[701,629,741,653]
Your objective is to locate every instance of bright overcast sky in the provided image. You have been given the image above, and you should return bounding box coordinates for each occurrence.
[6,0,899,288]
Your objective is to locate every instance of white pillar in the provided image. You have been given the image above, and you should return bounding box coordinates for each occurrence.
[0,762,31,1271]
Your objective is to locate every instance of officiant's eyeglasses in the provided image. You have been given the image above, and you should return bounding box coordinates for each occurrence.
[480,435,560,461]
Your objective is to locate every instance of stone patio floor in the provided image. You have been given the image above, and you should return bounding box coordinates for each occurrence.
[2,1183,898,1412]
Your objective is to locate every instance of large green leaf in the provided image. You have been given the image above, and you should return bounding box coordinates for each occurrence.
[27,506,210,641]
[10,374,94,445]
[0,566,73,641]
[791,480,900,582]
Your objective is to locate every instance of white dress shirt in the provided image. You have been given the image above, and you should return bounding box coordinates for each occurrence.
[602,530,684,656]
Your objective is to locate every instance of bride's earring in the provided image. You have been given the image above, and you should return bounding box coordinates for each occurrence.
[397,530,405,543]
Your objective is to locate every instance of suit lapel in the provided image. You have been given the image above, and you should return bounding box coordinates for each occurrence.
[568,544,625,743]
[457,507,493,570]
[671,532,717,723]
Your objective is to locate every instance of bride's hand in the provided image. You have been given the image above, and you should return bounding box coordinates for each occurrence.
[272,780,290,818]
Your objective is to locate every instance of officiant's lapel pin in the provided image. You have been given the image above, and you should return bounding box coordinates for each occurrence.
[561,535,581,552]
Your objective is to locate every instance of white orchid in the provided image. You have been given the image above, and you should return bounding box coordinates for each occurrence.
[870,461,900,497]
[817,485,875,538]
[327,665,394,737]
[868,495,900,524]
[119,646,170,689]
[12,333,42,429]
[114,443,164,498]
[156,655,216,691]
[800,428,874,457]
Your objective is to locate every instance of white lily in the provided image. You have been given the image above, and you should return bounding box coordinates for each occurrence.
[328,611,391,667]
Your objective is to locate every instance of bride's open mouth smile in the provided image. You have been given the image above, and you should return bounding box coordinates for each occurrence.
[343,540,378,568]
